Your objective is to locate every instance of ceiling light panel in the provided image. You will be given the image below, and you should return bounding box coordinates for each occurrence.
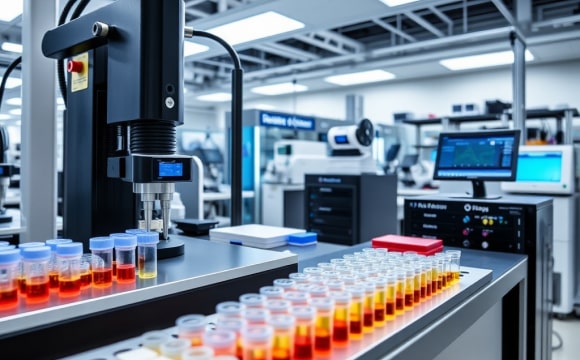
[5,97,21,106]
[251,82,308,96]
[378,0,419,7]
[325,70,396,86]
[0,0,23,22]
[440,50,534,71]
[184,42,209,57]
[196,92,232,102]
[1,42,22,53]
[4,78,21,89]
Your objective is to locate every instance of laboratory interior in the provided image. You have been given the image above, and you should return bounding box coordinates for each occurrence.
[0,0,579,359]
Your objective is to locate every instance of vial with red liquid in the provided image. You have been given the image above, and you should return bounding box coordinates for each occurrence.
[329,291,351,347]
[242,308,270,326]
[0,249,20,309]
[403,267,415,310]
[240,293,267,309]
[269,314,295,360]
[216,301,244,319]
[422,260,433,298]
[176,314,207,346]
[17,242,45,296]
[283,291,311,306]
[217,317,246,360]
[45,238,73,290]
[56,242,84,297]
[395,270,406,314]
[361,280,376,333]
[273,278,296,292]
[310,297,334,355]
[384,273,397,320]
[21,245,51,303]
[266,299,292,315]
[90,236,114,288]
[290,306,316,360]
[112,233,137,283]
[371,277,387,326]
[241,325,274,360]
[345,285,364,340]
[204,329,237,357]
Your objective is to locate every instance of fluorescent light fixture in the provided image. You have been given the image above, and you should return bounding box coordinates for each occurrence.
[1,42,22,53]
[440,50,534,71]
[0,114,11,120]
[9,109,21,116]
[209,11,304,46]
[0,0,22,22]
[184,41,208,57]
[4,78,21,89]
[251,82,308,96]
[378,0,419,6]
[325,69,396,86]
[252,104,276,110]
[6,97,21,106]
[196,92,231,102]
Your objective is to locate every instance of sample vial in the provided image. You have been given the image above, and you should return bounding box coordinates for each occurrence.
[176,314,207,346]
[216,301,244,319]
[268,314,295,360]
[259,285,285,299]
[330,258,347,266]
[345,285,364,339]
[216,317,246,360]
[422,260,433,298]
[0,249,20,309]
[326,279,344,292]
[321,270,340,280]
[242,308,270,326]
[21,246,51,303]
[203,330,237,356]
[446,250,462,283]
[385,274,397,320]
[412,266,422,304]
[45,238,73,290]
[361,281,375,333]
[371,277,387,326]
[17,242,45,296]
[56,242,84,297]
[79,254,92,288]
[329,291,351,346]
[181,346,214,360]
[316,262,335,271]
[288,272,310,284]
[403,267,415,310]
[306,276,325,286]
[141,330,172,353]
[136,231,159,279]
[241,325,274,360]
[307,285,329,299]
[310,297,334,355]
[112,233,137,283]
[89,236,114,288]
[283,291,310,306]
[273,278,296,292]
[160,338,190,360]
[240,293,267,309]
[394,270,406,314]
[290,306,316,360]
[302,267,323,276]
[295,284,314,293]
[265,299,292,315]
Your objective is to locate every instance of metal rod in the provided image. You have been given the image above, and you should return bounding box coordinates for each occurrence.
[231,68,244,226]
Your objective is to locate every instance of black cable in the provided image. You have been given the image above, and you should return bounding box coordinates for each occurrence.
[57,0,79,106]
[190,30,242,70]
[552,330,563,351]
[0,56,22,115]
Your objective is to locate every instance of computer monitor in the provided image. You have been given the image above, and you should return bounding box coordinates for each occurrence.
[433,129,521,199]
[501,145,575,195]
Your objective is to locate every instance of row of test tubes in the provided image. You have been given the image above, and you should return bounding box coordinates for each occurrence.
[127,248,461,360]
[0,230,159,310]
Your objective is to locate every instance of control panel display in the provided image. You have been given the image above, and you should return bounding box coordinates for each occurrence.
[158,162,183,177]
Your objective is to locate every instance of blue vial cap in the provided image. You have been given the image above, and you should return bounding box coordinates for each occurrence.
[18,242,45,250]
[56,242,84,256]
[125,228,146,235]
[111,233,137,248]
[0,249,20,264]
[89,236,114,250]
[136,232,159,245]
[0,245,16,251]
[21,246,51,260]
[45,238,73,251]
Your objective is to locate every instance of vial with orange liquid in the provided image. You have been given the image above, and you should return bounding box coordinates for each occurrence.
[79,255,92,288]
[310,297,334,355]
[216,317,246,360]
[241,325,274,360]
[403,267,415,310]
[112,233,137,283]
[384,273,397,320]
[268,314,295,360]
[240,293,267,309]
[446,250,462,283]
[394,270,406,314]
[0,249,20,309]
[273,278,296,292]
[283,291,310,306]
[360,280,375,333]
[242,308,270,326]
[17,242,45,296]
[176,314,207,346]
[371,277,387,326]
[345,285,364,340]
[266,299,292,315]
[290,306,316,360]
[203,329,237,357]
[45,238,73,290]
[21,245,51,303]
[56,242,84,297]
[216,301,244,319]
[412,265,422,304]
[329,291,351,347]
[89,236,114,287]
[259,285,285,299]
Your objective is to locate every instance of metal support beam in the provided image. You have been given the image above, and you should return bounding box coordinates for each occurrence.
[373,18,417,42]
[429,6,453,35]
[511,33,526,145]
[238,53,273,66]
[405,11,445,38]
[491,0,526,41]
[185,8,209,18]
[254,43,321,62]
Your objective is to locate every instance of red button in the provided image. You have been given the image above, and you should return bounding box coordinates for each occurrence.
[67,60,84,73]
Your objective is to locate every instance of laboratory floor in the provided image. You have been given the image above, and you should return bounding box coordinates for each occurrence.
[552,313,580,360]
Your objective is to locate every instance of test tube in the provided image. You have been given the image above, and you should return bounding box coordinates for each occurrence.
[303,267,323,276]
[239,293,266,309]
[242,308,270,326]
[45,238,73,290]
[295,283,314,294]
[216,318,246,360]
[141,330,172,354]
[89,236,114,288]
[307,285,329,299]
[0,249,20,309]
[21,246,51,303]
[345,285,364,340]
[326,279,344,292]
[290,306,316,360]
[268,314,295,360]
[360,281,375,333]
[159,338,190,360]
[446,250,462,283]
[288,272,310,284]
[342,274,357,286]
[259,285,285,299]
[316,262,334,271]
[330,258,347,266]
[283,291,310,306]
[79,254,92,288]
[422,260,433,298]
[216,301,244,319]
[176,314,207,346]
[412,265,421,304]
[310,297,334,355]
[17,242,45,296]
[203,330,237,357]
[329,291,351,347]
[273,278,296,292]
[181,346,214,360]
[371,277,387,326]
[384,273,397,320]
[112,233,137,283]
[403,267,415,310]
[136,231,159,279]
[306,276,325,286]
[265,299,292,315]
[241,325,274,360]
[321,270,340,280]
[395,270,406,314]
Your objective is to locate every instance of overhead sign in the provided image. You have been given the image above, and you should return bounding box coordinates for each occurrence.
[259,111,315,131]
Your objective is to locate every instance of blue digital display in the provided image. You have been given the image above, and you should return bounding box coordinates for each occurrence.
[159,162,183,177]
[334,135,349,144]
[516,152,562,182]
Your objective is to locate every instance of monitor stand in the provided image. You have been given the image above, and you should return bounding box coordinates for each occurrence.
[450,180,502,200]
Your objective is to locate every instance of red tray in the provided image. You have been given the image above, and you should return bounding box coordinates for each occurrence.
[372,234,443,255]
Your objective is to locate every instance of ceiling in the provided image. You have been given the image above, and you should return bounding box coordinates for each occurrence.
[1,0,580,116]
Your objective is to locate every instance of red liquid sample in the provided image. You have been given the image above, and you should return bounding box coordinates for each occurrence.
[80,273,91,288]
[386,301,396,316]
[294,335,314,359]
[374,307,385,322]
[396,296,405,311]
[112,261,117,277]
[420,285,426,299]
[18,277,26,295]
[0,288,18,308]
[404,294,414,307]
[333,321,349,344]
[92,269,113,287]
[414,290,421,304]
[26,280,49,303]
[426,282,432,297]
[441,275,447,288]
[437,279,443,291]
[59,278,81,296]
[49,272,59,289]
[363,311,374,328]
[116,264,136,283]
[314,334,332,353]
[447,272,453,283]
[350,319,363,335]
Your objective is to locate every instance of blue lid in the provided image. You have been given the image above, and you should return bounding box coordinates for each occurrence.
[18,242,45,250]
[125,229,146,235]
[0,249,20,264]
[45,238,73,251]
[56,242,84,256]
[21,246,51,260]
[111,233,137,248]
[288,232,317,246]
[89,236,114,250]
[136,231,159,245]
[0,245,16,251]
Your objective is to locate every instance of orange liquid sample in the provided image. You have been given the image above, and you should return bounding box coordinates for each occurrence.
[426,282,432,296]
[49,272,59,289]
[18,277,26,295]
[244,347,269,360]
[437,279,443,291]
[350,319,362,335]
[314,333,331,353]
[0,288,18,308]
[447,272,453,283]
[273,348,291,360]
[294,335,313,359]
[441,274,447,288]
[26,279,49,303]
[92,269,113,287]
[374,306,385,323]
[363,311,374,329]
[420,285,427,299]
[333,320,349,344]
[116,264,136,283]
[59,278,81,296]
[80,273,92,288]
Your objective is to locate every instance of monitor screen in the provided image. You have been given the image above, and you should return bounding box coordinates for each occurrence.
[433,130,520,182]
